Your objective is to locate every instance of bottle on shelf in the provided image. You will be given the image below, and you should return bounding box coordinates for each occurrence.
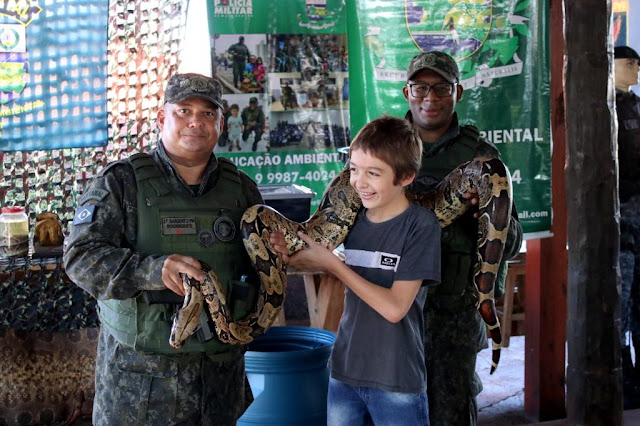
[0,206,29,257]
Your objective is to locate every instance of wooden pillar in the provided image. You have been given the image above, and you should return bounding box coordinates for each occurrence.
[564,0,622,424]
[523,0,568,421]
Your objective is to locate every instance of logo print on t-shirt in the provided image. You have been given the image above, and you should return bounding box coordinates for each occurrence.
[380,255,398,268]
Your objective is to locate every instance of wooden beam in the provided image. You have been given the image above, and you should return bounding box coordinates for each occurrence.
[564,0,622,423]
[524,0,567,421]
[524,0,568,421]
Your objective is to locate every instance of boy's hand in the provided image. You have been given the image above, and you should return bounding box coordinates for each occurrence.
[288,232,336,272]
[269,230,290,263]
[269,230,335,272]
[464,188,480,218]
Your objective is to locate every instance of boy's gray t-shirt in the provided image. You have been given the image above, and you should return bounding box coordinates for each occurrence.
[329,204,441,393]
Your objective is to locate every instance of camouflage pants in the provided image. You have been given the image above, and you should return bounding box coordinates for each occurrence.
[424,305,486,426]
[621,196,640,347]
[232,61,245,86]
[93,330,252,425]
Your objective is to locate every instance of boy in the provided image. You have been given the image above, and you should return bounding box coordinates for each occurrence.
[227,103,243,151]
[273,115,441,425]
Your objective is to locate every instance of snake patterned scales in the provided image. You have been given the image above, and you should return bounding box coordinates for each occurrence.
[170,156,512,374]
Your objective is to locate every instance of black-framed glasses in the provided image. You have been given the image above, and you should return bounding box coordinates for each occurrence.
[407,82,456,98]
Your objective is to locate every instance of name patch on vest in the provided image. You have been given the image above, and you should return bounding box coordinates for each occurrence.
[161,217,197,235]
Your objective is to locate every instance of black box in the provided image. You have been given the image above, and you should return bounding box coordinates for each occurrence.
[258,184,316,223]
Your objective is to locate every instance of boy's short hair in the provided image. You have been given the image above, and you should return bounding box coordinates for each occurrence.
[349,115,422,185]
[230,104,239,111]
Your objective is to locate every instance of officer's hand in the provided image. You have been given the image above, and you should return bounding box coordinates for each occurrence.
[162,255,204,296]
[464,188,480,218]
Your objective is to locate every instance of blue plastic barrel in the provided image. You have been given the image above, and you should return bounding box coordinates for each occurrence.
[238,326,336,425]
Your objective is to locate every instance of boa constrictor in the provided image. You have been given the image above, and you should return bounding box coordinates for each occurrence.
[170,157,512,374]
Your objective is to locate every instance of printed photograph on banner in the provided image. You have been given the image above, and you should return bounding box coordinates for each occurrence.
[613,0,628,46]
[268,34,347,74]
[214,93,270,154]
[268,108,350,151]
[268,71,349,112]
[211,34,268,94]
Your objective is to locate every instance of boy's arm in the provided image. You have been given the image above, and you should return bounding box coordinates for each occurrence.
[290,232,422,324]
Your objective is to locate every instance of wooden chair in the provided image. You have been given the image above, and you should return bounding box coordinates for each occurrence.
[498,256,527,347]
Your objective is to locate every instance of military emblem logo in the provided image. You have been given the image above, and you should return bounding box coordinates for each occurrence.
[405,0,530,88]
[0,25,27,105]
[298,0,336,30]
[213,216,236,242]
[197,229,216,247]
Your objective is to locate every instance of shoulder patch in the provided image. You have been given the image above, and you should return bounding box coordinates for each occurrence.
[79,188,110,204]
[73,205,96,225]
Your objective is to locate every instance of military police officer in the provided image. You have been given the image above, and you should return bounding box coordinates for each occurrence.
[228,36,251,89]
[614,45,640,408]
[402,51,523,425]
[64,73,263,425]
[241,97,266,152]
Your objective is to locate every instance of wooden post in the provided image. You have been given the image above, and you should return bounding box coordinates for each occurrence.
[564,0,622,424]
[523,0,568,420]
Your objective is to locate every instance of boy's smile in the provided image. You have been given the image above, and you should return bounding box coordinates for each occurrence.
[349,148,413,223]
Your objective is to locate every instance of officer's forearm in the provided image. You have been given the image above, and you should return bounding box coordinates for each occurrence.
[64,240,167,301]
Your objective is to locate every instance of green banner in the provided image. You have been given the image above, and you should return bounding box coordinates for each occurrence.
[208,0,350,211]
[346,0,551,236]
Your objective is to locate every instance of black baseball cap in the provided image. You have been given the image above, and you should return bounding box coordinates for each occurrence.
[615,46,640,60]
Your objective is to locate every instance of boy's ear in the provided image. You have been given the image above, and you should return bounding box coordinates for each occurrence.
[400,172,416,188]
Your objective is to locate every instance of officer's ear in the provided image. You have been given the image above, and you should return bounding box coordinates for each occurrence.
[216,109,224,133]
[158,108,166,130]
[455,84,463,102]
[402,84,410,101]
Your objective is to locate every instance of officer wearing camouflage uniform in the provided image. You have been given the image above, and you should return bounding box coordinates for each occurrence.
[228,36,251,89]
[402,51,523,425]
[614,45,640,407]
[241,96,266,152]
[64,73,263,425]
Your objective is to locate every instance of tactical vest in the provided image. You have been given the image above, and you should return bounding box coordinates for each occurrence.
[421,126,508,308]
[98,154,257,355]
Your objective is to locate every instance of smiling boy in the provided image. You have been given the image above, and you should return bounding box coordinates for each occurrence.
[274,115,441,425]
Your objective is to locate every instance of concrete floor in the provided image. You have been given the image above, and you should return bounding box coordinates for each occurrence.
[476,335,640,425]
[477,335,531,425]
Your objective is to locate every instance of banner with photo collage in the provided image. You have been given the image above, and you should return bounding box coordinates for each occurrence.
[209,0,551,235]
[208,0,349,212]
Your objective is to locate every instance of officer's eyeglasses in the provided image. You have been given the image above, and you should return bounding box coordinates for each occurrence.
[407,82,456,98]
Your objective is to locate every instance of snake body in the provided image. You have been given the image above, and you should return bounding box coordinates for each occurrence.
[170,157,511,373]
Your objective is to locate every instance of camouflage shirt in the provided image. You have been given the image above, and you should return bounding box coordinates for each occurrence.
[63,141,263,301]
[241,106,266,128]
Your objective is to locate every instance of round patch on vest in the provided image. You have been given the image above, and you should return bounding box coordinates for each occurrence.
[214,216,236,242]
[197,229,215,247]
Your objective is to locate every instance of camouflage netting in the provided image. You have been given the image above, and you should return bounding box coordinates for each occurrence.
[0,0,187,332]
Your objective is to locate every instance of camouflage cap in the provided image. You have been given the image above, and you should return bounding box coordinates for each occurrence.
[249,96,258,103]
[406,51,460,83]
[164,73,223,108]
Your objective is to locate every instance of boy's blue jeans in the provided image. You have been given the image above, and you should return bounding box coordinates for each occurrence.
[327,377,430,426]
